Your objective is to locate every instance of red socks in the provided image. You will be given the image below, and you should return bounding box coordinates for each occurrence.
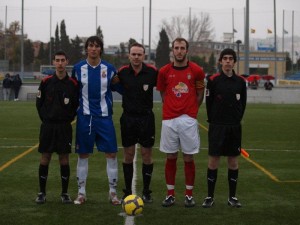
[165,158,177,196]
[184,160,195,196]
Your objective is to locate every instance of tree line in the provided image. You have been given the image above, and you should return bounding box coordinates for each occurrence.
[0,13,218,74]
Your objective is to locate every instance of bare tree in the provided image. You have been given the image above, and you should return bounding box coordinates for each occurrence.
[162,12,214,43]
[0,21,4,59]
[189,13,214,42]
[7,21,21,36]
[162,16,186,41]
[6,21,21,63]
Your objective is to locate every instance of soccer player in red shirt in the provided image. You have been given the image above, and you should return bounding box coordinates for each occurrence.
[157,37,205,207]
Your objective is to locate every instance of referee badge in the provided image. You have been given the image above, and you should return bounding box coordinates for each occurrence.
[236,94,240,100]
[64,98,70,105]
[143,84,149,91]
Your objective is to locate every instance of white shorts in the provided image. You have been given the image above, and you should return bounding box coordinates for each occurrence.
[159,114,200,154]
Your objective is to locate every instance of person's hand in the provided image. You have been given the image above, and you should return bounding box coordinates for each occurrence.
[111,75,120,84]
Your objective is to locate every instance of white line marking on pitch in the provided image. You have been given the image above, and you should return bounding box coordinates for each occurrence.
[124,144,138,225]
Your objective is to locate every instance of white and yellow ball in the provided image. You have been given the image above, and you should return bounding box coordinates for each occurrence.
[122,194,144,216]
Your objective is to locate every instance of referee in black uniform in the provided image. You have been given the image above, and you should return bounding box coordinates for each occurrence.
[202,48,247,208]
[35,50,79,204]
[115,43,158,203]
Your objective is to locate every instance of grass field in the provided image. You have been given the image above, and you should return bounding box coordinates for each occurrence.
[0,101,299,225]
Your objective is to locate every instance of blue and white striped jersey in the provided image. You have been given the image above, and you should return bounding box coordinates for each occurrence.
[72,59,117,117]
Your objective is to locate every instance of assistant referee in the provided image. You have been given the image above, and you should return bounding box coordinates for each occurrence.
[35,50,79,204]
[202,48,247,208]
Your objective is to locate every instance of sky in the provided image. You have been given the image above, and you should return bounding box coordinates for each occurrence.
[0,0,300,47]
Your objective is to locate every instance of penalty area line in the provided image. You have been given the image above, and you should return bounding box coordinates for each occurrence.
[0,143,38,172]
[198,122,279,181]
[0,120,77,173]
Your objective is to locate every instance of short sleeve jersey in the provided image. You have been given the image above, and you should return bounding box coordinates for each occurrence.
[36,74,79,123]
[206,71,247,125]
[118,63,157,115]
[72,59,116,117]
[156,61,205,120]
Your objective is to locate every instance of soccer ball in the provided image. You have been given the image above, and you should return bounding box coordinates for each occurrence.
[122,194,144,216]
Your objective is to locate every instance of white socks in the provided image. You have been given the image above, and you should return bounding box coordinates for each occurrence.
[106,157,118,193]
[77,157,88,195]
[76,157,119,195]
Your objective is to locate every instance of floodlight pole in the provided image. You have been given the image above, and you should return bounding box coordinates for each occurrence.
[49,6,52,65]
[273,0,278,80]
[96,6,98,34]
[21,0,24,79]
[291,10,294,73]
[148,0,152,63]
[244,0,249,76]
[236,40,242,75]
[4,6,7,60]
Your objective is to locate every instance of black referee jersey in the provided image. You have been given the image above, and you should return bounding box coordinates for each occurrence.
[118,63,158,115]
[36,73,79,123]
[206,71,247,125]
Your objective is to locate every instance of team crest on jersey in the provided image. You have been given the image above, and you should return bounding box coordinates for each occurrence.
[37,91,41,98]
[102,71,107,78]
[82,73,87,78]
[64,98,70,105]
[236,94,240,100]
[172,82,188,97]
[143,84,149,91]
[187,74,191,80]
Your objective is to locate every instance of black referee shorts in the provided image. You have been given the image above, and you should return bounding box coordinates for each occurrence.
[38,122,72,154]
[120,111,155,148]
[208,123,242,156]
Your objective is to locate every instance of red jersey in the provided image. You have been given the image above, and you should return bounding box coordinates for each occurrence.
[157,61,205,120]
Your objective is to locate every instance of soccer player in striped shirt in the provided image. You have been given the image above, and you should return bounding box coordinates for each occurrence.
[72,36,121,205]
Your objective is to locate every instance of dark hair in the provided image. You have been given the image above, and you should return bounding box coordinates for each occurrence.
[53,50,68,60]
[85,36,104,55]
[129,42,145,53]
[219,48,237,62]
[172,37,189,50]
